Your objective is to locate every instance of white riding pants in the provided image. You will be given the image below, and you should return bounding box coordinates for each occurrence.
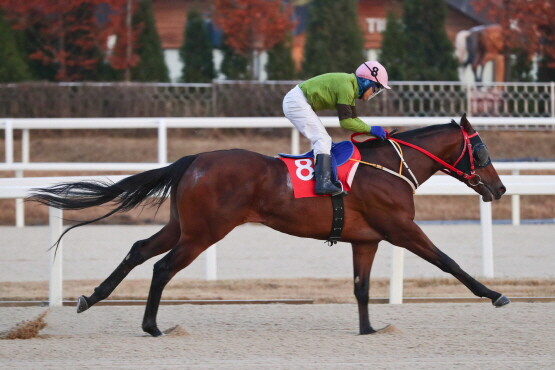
[283,85,332,155]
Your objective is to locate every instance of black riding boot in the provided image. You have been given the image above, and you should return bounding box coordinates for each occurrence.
[314,154,342,195]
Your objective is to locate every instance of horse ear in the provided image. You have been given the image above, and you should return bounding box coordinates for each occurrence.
[460,113,474,133]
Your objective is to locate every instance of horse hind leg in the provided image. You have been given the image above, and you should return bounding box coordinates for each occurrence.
[352,242,379,334]
[76,219,180,313]
[141,238,212,337]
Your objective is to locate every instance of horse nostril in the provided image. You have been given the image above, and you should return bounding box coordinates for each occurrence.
[499,186,506,195]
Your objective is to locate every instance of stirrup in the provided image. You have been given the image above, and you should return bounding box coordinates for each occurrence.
[315,180,343,196]
[331,179,347,197]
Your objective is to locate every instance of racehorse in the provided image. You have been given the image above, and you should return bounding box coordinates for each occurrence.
[28,114,510,337]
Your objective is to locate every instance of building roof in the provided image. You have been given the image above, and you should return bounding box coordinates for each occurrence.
[444,0,492,25]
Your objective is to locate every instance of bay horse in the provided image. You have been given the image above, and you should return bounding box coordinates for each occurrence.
[28,114,509,337]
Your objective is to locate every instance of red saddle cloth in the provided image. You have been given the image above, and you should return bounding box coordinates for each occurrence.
[278,146,361,198]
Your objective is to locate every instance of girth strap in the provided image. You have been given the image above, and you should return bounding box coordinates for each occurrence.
[327,194,345,246]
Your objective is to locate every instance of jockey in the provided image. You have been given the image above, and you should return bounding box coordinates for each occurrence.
[282,61,391,195]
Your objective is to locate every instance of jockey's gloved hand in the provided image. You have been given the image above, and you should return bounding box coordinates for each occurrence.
[370,126,387,139]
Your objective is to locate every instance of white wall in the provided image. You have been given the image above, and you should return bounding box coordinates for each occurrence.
[165,48,270,82]
[164,49,182,82]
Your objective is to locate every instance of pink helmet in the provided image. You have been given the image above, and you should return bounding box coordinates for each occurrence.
[355,61,391,89]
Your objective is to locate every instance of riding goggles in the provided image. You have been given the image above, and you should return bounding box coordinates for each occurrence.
[366,85,384,101]
[356,76,384,98]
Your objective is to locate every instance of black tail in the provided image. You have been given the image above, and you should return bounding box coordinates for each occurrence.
[27,155,198,249]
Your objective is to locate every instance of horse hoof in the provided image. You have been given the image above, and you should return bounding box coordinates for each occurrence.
[76,295,89,313]
[143,325,164,337]
[359,327,377,335]
[493,295,510,307]
[360,324,396,335]
[146,329,164,337]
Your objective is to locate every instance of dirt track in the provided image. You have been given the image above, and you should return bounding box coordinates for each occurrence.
[1,222,554,368]
[1,303,554,369]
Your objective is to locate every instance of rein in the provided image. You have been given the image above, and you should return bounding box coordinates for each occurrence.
[350,139,419,192]
[351,128,483,189]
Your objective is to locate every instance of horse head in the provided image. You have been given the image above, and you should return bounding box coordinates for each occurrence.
[459,113,506,201]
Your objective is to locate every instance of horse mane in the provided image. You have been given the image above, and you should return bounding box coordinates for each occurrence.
[355,121,459,149]
[393,120,459,140]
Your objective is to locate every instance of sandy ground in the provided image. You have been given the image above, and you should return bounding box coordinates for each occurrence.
[1,223,554,368]
[1,303,554,369]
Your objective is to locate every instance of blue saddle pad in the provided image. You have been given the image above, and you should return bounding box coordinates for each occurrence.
[278,141,355,166]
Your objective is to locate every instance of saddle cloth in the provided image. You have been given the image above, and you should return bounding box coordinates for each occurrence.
[278,141,361,198]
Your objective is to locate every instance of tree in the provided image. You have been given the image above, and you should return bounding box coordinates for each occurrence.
[379,12,407,81]
[402,0,458,81]
[0,13,33,82]
[220,38,249,80]
[0,0,125,81]
[510,49,534,82]
[129,0,169,82]
[301,0,364,78]
[179,9,215,82]
[213,0,294,79]
[266,35,295,80]
[472,0,555,81]
[107,0,142,81]
[538,55,555,82]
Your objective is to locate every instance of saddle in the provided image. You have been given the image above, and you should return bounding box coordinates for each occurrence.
[278,141,361,198]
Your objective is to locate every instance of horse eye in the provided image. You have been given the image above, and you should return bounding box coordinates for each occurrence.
[474,144,489,163]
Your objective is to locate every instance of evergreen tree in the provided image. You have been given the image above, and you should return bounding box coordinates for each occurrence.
[179,9,215,82]
[130,0,169,82]
[537,55,555,82]
[402,0,458,81]
[266,36,295,80]
[0,13,33,82]
[19,27,54,81]
[301,0,364,77]
[379,12,406,81]
[509,48,533,82]
[220,39,248,80]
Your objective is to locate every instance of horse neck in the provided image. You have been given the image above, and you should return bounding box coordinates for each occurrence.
[400,125,463,184]
[357,124,463,186]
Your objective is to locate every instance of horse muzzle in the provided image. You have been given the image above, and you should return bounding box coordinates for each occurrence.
[481,182,506,202]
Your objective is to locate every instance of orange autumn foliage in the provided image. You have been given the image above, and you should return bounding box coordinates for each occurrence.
[0,0,140,81]
[472,0,555,61]
[213,0,295,56]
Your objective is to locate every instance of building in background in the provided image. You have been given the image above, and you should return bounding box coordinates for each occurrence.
[151,0,491,82]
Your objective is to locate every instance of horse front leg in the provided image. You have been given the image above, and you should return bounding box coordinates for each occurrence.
[77,220,180,313]
[389,220,510,307]
[352,242,379,334]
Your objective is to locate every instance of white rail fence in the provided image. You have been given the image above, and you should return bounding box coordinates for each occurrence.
[1,174,554,306]
[2,116,555,164]
[2,117,554,227]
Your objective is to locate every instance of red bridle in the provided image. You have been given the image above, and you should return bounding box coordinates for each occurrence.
[352,128,483,186]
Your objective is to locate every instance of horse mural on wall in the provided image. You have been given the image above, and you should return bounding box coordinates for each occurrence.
[455,24,505,83]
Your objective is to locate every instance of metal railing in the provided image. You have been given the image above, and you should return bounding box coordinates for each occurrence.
[1,81,554,122]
